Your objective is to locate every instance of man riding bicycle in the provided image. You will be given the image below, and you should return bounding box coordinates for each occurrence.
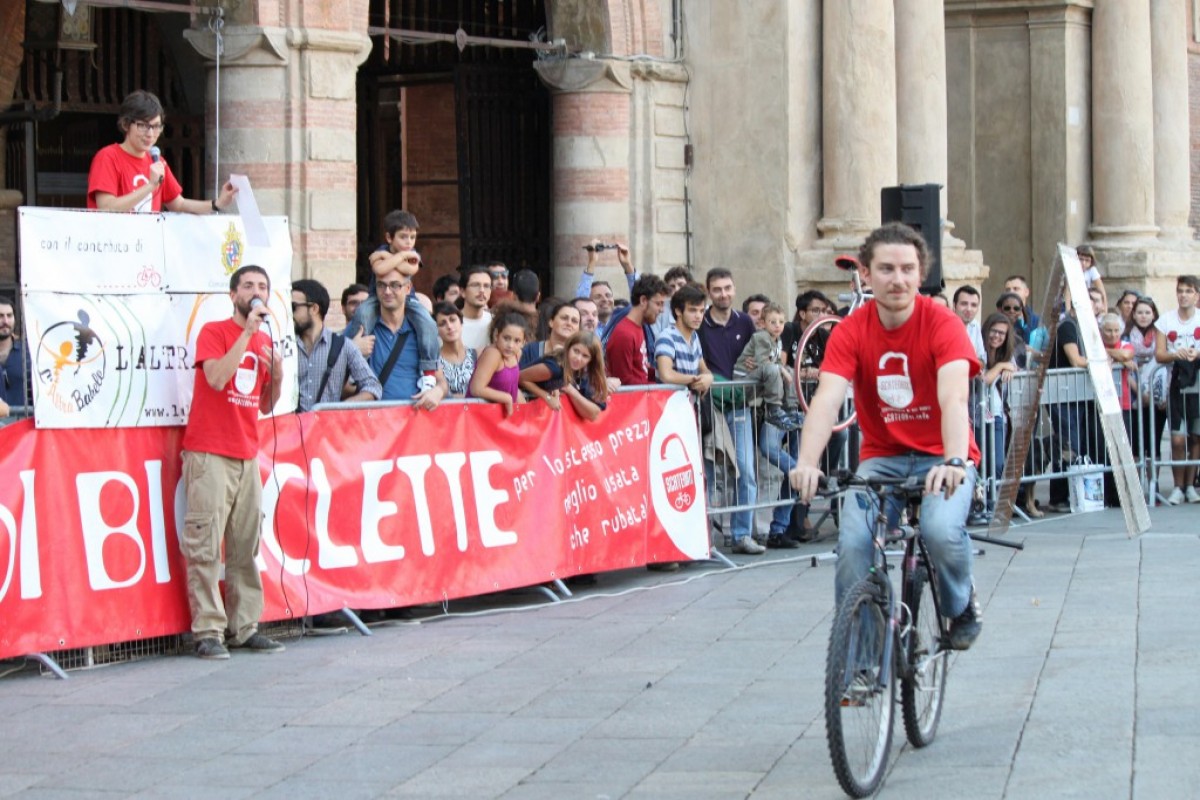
[789,222,984,651]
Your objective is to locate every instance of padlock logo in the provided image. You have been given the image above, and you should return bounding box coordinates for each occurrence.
[234,351,259,396]
[876,352,913,409]
[660,433,697,512]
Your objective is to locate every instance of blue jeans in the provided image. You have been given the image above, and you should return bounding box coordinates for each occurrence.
[704,406,759,540]
[836,454,976,619]
[344,294,440,372]
[759,421,799,534]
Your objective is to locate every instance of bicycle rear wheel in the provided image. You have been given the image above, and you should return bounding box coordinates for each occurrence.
[901,566,948,747]
[825,575,894,798]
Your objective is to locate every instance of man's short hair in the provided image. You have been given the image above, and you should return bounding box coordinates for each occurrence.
[431,274,459,301]
[341,283,368,307]
[486,259,507,271]
[741,293,770,313]
[858,222,929,276]
[0,295,14,313]
[459,265,492,289]
[664,265,693,285]
[1004,274,1030,288]
[705,267,734,289]
[511,269,540,303]
[293,278,330,320]
[795,289,832,313]
[229,264,270,293]
[670,284,707,318]
[117,90,164,134]
[591,280,612,293]
[631,274,668,307]
[570,296,596,312]
[384,209,420,235]
[432,301,462,322]
[953,285,980,305]
[1177,275,1200,293]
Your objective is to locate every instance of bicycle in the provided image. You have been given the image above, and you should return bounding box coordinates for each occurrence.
[819,471,1023,797]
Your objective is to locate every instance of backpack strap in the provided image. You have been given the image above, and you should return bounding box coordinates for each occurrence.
[314,333,346,406]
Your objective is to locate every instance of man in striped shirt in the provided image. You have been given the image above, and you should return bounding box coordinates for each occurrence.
[654,283,713,395]
[293,279,382,411]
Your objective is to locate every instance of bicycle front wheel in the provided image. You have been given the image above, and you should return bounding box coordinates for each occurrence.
[825,575,894,798]
[901,566,948,747]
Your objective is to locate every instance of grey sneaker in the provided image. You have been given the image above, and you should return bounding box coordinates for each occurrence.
[195,637,230,660]
[229,632,286,654]
[765,406,801,431]
[731,537,766,555]
[948,589,983,651]
[417,373,436,393]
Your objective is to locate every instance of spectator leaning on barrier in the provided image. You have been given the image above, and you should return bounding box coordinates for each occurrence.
[789,221,985,651]
[603,274,667,386]
[292,279,381,412]
[0,296,30,417]
[1044,297,1090,513]
[434,301,476,398]
[370,269,450,407]
[344,211,440,394]
[698,267,762,556]
[1155,275,1200,505]
[180,265,285,660]
[654,284,713,397]
[88,90,237,215]
[1126,296,1167,474]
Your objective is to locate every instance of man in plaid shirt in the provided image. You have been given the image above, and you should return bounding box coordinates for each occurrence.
[293,279,382,411]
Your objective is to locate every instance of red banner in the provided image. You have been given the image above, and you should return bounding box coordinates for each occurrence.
[0,389,708,659]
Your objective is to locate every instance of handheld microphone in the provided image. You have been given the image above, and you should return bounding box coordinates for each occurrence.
[150,146,161,163]
[249,297,270,326]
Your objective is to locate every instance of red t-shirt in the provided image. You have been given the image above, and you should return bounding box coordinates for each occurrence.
[822,295,982,465]
[86,143,182,212]
[605,316,652,385]
[182,318,272,460]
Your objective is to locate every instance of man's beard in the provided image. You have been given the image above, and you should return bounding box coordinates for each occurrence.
[294,318,312,337]
[0,327,11,342]
[235,298,255,319]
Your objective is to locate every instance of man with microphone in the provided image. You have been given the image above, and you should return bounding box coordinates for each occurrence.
[87,89,236,214]
[180,265,284,660]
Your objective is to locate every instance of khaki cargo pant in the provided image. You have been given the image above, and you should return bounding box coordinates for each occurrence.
[181,450,264,644]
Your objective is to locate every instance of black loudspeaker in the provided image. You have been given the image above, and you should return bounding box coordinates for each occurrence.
[881,184,942,294]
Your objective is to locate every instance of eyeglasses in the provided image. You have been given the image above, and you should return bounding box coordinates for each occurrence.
[987,329,1007,337]
[133,121,164,134]
[378,281,409,294]
[1001,305,1022,312]
[291,301,311,311]
[490,270,509,278]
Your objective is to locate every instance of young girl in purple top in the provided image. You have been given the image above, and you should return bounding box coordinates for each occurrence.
[469,309,528,416]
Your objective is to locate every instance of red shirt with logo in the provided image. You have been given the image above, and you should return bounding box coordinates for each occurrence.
[822,294,982,465]
[605,316,653,385]
[183,318,271,460]
[87,143,182,212]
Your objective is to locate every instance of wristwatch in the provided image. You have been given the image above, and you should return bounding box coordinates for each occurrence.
[943,458,966,469]
[211,199,220,213]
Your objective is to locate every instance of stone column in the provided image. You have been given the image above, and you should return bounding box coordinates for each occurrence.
[1089,0,1158,241]
[1150,0,1193,241]
[894,0,949,216]
[185,24,371,289]
[533,59,635,297]
[817,0,897,246]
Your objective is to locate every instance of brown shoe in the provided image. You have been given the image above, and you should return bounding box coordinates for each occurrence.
[1024,497,1044,518]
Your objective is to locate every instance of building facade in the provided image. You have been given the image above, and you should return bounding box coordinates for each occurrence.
[1,0,1196,313]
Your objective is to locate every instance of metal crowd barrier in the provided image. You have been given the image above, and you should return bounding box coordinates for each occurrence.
[1145,364,1200,504]
[697,378,849,545]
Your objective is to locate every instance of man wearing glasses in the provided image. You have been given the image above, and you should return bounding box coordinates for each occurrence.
[370,269,449,406]
[292,279,381,412]
[87,90,237,214]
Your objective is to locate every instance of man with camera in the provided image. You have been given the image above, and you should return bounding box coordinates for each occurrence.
[576,239,638,329]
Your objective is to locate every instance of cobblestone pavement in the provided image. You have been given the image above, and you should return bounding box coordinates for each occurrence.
[1,505,1197,799]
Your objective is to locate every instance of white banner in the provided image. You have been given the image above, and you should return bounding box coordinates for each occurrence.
[19,208,297,428]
